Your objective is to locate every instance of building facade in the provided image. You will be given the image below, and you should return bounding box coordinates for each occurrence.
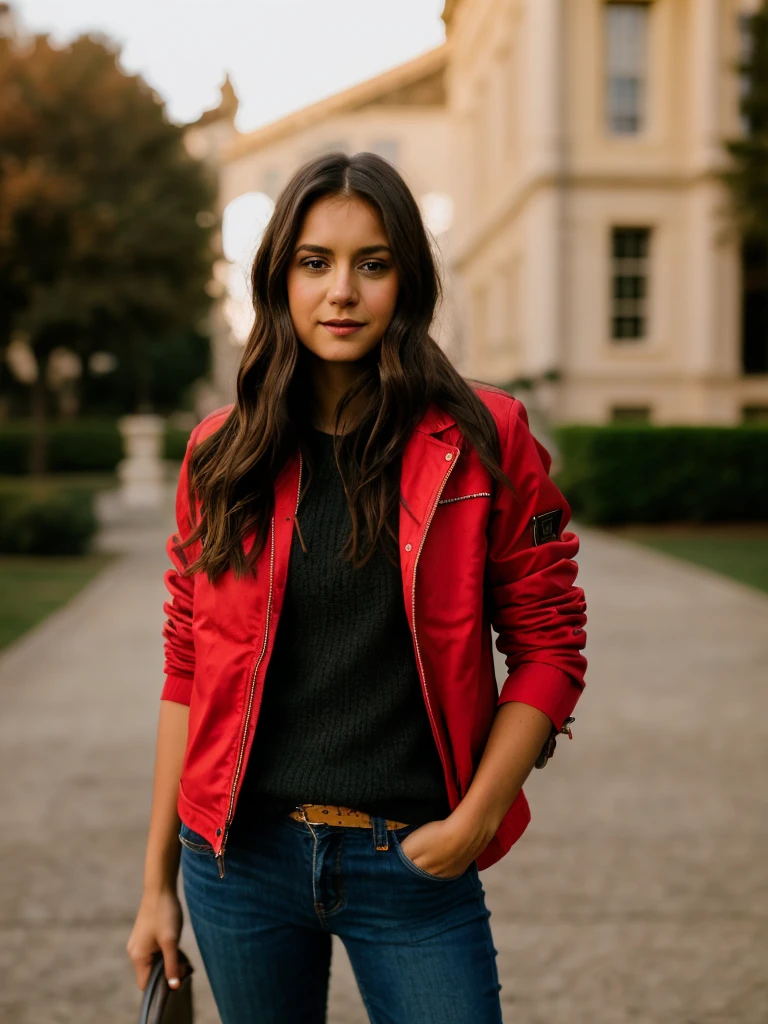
[191,0,768,425]
[445,0,768,425]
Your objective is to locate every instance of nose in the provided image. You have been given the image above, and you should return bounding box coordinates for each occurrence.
[326,265,358,306]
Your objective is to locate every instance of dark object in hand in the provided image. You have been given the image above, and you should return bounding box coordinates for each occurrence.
[535,717,575,769]
[138,949,194,1024]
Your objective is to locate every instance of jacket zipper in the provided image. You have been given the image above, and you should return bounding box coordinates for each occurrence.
[215,451,303,879]
[410,446,460,804]
[215,515,276,878]
[293,450,307,552]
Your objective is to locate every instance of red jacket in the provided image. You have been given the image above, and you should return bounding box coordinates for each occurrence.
[161,385,587,876]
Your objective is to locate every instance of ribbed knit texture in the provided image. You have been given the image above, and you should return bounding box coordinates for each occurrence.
[231,426,451,836]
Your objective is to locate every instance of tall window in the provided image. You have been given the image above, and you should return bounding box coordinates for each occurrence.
[611,227,651,340]
[605,2,650,135]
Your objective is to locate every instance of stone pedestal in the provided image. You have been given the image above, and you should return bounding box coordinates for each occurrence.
[117,414,165,510]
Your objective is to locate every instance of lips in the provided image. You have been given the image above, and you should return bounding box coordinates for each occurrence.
[320,319,366,337]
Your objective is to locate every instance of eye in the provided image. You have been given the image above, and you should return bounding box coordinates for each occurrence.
[302,258,327,271]
[360,260,388,273]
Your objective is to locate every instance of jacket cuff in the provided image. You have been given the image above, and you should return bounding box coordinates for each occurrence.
[160,673,193,706]
[497,662,582,731]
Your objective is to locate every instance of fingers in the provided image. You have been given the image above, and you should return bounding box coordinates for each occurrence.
[127,944,157,992]
[127,894,184,992]
[159,935,181,990]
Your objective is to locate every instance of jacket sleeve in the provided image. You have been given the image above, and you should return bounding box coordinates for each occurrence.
[160,429,199,705]
[485,397,587,731]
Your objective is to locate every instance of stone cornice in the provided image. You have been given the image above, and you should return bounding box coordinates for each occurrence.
[452,166,736,270]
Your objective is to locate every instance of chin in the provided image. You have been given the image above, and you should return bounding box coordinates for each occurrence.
[308,336,381,363]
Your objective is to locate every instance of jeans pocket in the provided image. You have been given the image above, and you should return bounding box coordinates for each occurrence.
[390,827,466,882]
[178,820,215,855]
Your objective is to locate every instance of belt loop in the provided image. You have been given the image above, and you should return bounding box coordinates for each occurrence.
[371,815,389,851]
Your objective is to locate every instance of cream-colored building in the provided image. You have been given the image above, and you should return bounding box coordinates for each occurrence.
[444,0,768,424]
[189,0,768,425]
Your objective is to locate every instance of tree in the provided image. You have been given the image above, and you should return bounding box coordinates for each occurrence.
[720,3,768,374]
[0,31,219,465]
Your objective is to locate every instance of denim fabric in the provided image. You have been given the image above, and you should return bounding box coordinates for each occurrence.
[179,813,503,1023]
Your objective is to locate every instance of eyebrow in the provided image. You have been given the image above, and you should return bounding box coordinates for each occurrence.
[294,244,393,257]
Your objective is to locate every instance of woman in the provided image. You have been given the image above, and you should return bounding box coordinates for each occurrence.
[127,151,588,1023]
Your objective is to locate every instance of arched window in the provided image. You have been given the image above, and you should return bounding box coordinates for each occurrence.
[221,192,275,344]
[419,192,454,238]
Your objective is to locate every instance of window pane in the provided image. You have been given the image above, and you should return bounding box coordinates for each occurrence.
[611,227,651,341]
[605,3,649,135]
[606,5,647,74]
[614,275,645,300]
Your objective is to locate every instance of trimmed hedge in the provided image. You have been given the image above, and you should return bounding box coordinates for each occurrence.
[5,420,764,527]
[0,483,98,555]
[165,426,191,461]
[552,424,768,524]
[0,420,191,474]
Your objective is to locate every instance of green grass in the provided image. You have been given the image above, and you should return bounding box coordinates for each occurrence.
[607,525,768,595]
[0,553,117,650]
[0,473,118,496]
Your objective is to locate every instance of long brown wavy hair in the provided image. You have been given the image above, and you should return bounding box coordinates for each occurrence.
[181,151,517,583]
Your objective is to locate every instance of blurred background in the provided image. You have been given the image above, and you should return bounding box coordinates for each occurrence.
[0,2,766,1022]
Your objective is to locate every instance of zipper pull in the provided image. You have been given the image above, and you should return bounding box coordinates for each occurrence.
[215,849,226,879]
[294,515,308,553]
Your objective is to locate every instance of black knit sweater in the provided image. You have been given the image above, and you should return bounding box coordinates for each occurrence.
[231,426,451,838]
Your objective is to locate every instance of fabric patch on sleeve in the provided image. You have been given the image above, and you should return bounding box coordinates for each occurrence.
[530,508,564,546]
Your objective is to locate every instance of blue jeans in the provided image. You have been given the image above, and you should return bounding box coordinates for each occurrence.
[179,812,503,1023]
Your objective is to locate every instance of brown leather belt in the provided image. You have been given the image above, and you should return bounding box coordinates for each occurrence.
[289,803,409,829]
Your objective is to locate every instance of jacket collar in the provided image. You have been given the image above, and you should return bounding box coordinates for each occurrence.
[413,400,456,436]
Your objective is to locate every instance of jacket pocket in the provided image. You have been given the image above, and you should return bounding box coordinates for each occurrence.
[437,491,492,506]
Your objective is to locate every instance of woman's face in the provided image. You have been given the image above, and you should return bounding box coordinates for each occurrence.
[286,194,399,366]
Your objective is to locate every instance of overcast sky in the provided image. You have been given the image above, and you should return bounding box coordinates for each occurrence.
[15,0,447,133]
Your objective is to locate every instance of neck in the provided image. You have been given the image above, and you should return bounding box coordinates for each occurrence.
[307,355,368,433]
